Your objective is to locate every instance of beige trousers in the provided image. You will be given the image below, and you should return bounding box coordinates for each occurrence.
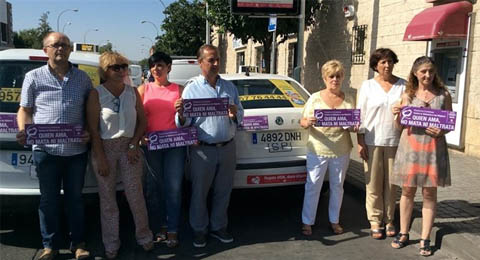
[364,145,398,227]
[94,137,152,253]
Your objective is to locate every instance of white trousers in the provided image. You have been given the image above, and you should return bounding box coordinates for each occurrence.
[302,152,350,225]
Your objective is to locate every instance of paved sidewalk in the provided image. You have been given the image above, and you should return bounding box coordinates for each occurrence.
[346,145,480,260]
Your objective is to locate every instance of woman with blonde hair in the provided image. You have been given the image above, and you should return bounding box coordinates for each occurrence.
[391,56,452,257]
[86,51,153,259]
[300,60,356,236]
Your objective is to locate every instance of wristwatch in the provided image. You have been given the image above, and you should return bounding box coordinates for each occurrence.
[128,143,136,150]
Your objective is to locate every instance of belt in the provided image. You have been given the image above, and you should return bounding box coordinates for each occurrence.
[198,139,233,147]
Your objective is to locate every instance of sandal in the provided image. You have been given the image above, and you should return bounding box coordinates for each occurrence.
[330,223,344,235]
[302,224,312,236]
[386,224,396,237]
[166,232,179,248]
[370,228,384,239]
[391,233,409,249]
[419,239,433,257]
[154,227,167,243]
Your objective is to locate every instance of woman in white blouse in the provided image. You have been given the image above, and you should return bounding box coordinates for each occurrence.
[86,52,153,259]
[357,48,406,239]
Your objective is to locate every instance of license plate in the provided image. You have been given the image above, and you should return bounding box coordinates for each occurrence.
[252,131,302,153]
[11,152,33,166]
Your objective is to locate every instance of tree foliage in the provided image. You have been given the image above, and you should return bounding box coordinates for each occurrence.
[13,12,52,49]
[207,0,322,72]
[99,42,113,54]
[155,0,206,56]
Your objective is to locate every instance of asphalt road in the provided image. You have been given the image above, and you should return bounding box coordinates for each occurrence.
[0,182,456,260]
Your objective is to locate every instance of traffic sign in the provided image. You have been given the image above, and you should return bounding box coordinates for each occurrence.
[268,16,277,32]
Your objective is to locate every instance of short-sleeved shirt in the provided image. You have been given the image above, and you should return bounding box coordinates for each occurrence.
[181,74,244,144]
[20,64,93,156]
[303,91,354,157]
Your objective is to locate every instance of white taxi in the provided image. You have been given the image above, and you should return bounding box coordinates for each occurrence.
[0,48,101,195]
[222,73,310,188]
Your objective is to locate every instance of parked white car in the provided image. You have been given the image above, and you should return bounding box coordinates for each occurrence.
[0,50,310,194]
[169,59,201,86]
[128,64,142,87]
[220,73,310,188]
[0,49,103,195]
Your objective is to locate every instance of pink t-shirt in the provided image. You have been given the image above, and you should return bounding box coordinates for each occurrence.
[143,82,181,132]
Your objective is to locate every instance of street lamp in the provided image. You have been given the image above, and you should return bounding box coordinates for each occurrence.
[83,28,99,43]
[62,22,72,33]
[56,8,78,32]
[141,36,154,46]
[158,0,167,9]
[141,20,159,38]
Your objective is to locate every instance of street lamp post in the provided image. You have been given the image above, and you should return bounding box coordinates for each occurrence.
[158,0,166,9]
[56,8,78,32]
[83,28,99,43]
[141,20,159,38]
[62,22,72,33]
[141,36,154,46]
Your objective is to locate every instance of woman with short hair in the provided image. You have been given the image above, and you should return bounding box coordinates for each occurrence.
[86,51,153,259]
[300,60,356,236]
[138,51,186,248]
[357,48,406,239]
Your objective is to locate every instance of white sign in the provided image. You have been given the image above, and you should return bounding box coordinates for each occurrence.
[268,16,277,32]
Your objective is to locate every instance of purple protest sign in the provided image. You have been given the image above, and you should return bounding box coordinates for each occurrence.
[238,115,269,131]
[148,127,198,150]
[314,109,361,127]
[400,106,456,131]
[25,124,84,145]
[0,114,18,133]
[183,97,229,117]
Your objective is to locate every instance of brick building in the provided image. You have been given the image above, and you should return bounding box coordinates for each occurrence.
[214,0,480,158]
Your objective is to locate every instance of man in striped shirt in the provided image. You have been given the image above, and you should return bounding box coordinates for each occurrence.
[16,32,92,260]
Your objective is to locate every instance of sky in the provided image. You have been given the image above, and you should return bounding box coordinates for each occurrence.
[9,0,177,61]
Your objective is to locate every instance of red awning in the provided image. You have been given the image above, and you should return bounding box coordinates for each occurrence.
[403,1,472,41]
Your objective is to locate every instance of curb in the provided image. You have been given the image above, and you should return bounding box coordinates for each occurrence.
[411,218,480,260]
[345,171,479,260]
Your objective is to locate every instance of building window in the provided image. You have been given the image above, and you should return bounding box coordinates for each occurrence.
[0,23,7,43]
[236,51,245,73]
[288,43,297,77]
[352,25,367,64]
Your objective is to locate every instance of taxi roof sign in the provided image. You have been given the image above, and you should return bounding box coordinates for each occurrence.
[74,43,99,53]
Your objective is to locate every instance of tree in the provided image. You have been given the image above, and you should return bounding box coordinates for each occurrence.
[13,12,52,49]
[37,12,52,41]
[155,0,206,56]
[207,0,322,72]
[13,29,42,49]
[99,42,113,54]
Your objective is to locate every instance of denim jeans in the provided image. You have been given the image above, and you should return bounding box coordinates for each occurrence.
[34,150,88,250]
[143,146,186,233]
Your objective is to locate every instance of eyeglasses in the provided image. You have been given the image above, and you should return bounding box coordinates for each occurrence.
[46,43,71,49]
[108,64,129,72]
[113,97,120,113]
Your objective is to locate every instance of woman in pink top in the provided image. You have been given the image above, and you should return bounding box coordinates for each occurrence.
[138,51,186,248]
